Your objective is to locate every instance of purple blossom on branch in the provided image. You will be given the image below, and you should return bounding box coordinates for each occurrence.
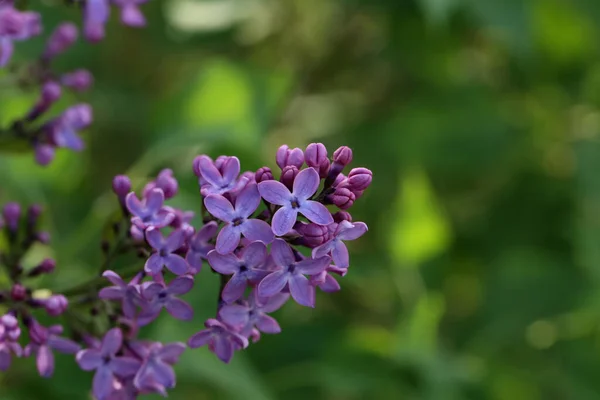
[126,188,175,230]
[144,227,189,276]
[185,221,218,273]
[138,276,194,325]
[312,221,368,268]
[219,291,289,337]
[26,321,81,378]
[188,319,248,363]
[258,168,334,236]
[205,183,274,254]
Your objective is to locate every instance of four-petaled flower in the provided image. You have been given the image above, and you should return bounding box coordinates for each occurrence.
[207,241,270,303]
[76,328,141,400]
[257,239,330,307]
[98,270,144,318]
[258,168,334,236]
[138,276,194,325]
[205,183,274,254]
[196,155,241,196]
[219,291,289,337]
[188,319,248,363]
[144,227,189,275]
[131,341,186,394]
[126,188,174,230]
[312,221,368,268]
[26,321,81,378]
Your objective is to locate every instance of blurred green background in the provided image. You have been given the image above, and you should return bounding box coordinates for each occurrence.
[3,0,600,398]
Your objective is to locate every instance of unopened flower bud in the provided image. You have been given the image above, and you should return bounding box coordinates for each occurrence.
[35,144,56,166]
[154,169,178,199]
[27,82,62,121]
[328,187,355,210]
[29,258,56,277]
[1,314,18,329]
[294,222,329,248]
[44,23,78,59]
[3,203,21,232]
[333,146,353,166]
[255,167,273,183]
[61,69,93,92]
[305,143,330,177]
[112,175,131,197]
[276,145,304,169]
[347,168,372,192]
[11,284,27,301]
[36,231,50,244]
[332,211,352,223]
[27,204,42,226]
[280,165,299,190]
[44,295,68,316]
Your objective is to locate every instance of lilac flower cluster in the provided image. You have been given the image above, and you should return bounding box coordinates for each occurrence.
[0,143,371,399]
[0,2,94,165]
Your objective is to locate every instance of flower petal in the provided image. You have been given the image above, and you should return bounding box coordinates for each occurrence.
[102,270,125,287]
[215,224,241,254]
[331,241,350,268]
[337,221,368,241]
[98,286,123,300]
[145,188,165,214]
[213,336,234,363]
[157,343,186,364]
[271,207,297,236]
[221,156,241,185]
[48,336,80,354]
[204,195,235,222]
[110,356,141,377]
[241,219,275,245]
[125,192,144,216]
[167,276,194,295]
[296,255,330,275]
[144,253,164,275]
[256,315,281,334]
[144,227,164,251]
[288,274,316,307]
[258,180,292,206]
[165,229,186,253]
[165,298,194,320]
[188,330,212,348]
[293,168,320,200]
[240,241,267,268]
[221,274,248,304]
[198,156,222,186]
[207,250,240,274]
[270,239,295,268]
[218,305,250,328]
[257,270,289,298]
[235,183,261,218]
[36,345,54,378]
[258,293,290,313]
[76,349,103,371]
[164,254,189,276]
[92,366,114,400]
[101,328,123,357]
[196,221,219,242]
[299,201,333,226]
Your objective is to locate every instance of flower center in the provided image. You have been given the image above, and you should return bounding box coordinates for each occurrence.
[290,198,300,209]
[159,249,169,257]
[287,264,296,274]
[158,292,168,300]
[232,217,244,227]
[239,265,248,273]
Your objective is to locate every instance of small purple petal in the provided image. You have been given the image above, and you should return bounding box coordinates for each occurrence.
[337,221,368,241]
[240,219,274,244]
[258,270,289,298]
[144,253,164,275]
[110,356,141,377]
[240,241,267,268]
[164,229,186,253]
[331,241,350,268]
[37,345,54,378]
[270,239,295,267]
[218,305,249,327]
[167,276,194,295]
[299,201,333,226]
[215,224,242,254]
[271,207,298,236]
[204,195,235,222]
[221,274,248,304]
[256,315,281,334]
[98,286,123,300]
[295,256,330,275]
[101,328,123,357]
[258,181,292,206]
[158,343,186,364]
[76,349,103,371]
[213,337,234,363]
[145,189,165,214]
[293,168,320,200]
[92,366,114,400]
[48,336,80,354]
[207,251,239,274]
[145,227,163,250]
[221,157,241,185]
[235,183,261,218]
[288,274,315,307]
[164,254,189,275]
[165,298,194,320]
[188,330,212,348]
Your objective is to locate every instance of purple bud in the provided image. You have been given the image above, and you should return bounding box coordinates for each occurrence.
[346,168,372,192]
[1,314,18,329]
[34,144,55,166]
[61,69,93,92]
[154,169,178,199]
[305,143,330,177]
[36,231,50,244]
[44,295,68,316]
[276,145,304,169]
[294,222,329,248]
[2,203,21,232]
[332,211,352,223]
[27,204,42,226]
[328,187,355,210]
[214,155,228,171]
[192,155,209,177]
[333,146,353,166]
[44,23,78,59]
[280,165,299,190]
[112,175,132,197]
[11,284,26,301]
[29,258,56,277]
[255,167,273,183]
[27,82,62,121]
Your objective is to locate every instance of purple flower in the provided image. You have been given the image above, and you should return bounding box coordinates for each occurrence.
[312,221,367,268]
[47,104,93,151]
[144,168,178,199]
[188,319,248,363]
[258,168,334,236]
[43,294,68,316]
[61,69,94,92]
[138,276,194,325]
[144,227,189,275]
[257,239,330,307]
[126,188,174,230]
[76,328,141,400]
[305,142,330,178]
[131,341,186,394]
[310,265,347,293]
[185,221,218,273]
[205,183,274,254]
[83,0,110,42]
[219,291,289,337]
[113,0,148,27]
[194,155,241,196]
[43,23,78,60]
[207,241,270,303]
[98,270,144,318]
[26,321,81,378]
[0,314,22,371]
[0,6,41,67]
